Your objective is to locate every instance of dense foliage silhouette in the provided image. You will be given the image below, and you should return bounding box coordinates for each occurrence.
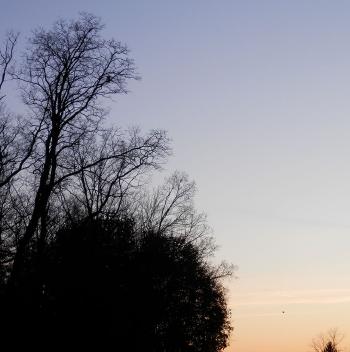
[1,217,231,350]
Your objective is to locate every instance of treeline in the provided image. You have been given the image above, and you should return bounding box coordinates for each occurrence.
[0,14,232,351]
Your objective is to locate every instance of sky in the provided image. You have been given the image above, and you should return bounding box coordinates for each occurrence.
[1,1,350,351]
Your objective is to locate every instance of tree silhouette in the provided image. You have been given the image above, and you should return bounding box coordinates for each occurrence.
[323,341,338,352]
[311,329,343,352]
[2,217,232,351]
[0,14,169,291]
[0,14,233,351]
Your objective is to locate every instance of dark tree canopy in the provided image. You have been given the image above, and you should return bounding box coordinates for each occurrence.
[2,218,232,351]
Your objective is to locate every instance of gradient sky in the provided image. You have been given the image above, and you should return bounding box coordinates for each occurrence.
[2,1,350,351]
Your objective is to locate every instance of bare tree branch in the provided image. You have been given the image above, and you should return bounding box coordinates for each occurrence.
[0,32,18,101]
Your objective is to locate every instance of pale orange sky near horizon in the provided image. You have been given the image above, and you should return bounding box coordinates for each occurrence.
[226,281,350,352]
[2,1,350,351]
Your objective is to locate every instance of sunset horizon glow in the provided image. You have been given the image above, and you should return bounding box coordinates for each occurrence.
[2,1,350,351]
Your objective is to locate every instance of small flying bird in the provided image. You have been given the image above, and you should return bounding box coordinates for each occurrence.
[282,311,285,314]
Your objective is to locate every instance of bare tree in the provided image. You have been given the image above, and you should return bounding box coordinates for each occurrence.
[0,32,38,280]
[0,32,39,189]
[8,14,169,284]
[311,329,344,352]
[46,127,169,232]
[63,128,168,218]
[0,32,17,102]
[133,172,207,237]
[0,110,42,190]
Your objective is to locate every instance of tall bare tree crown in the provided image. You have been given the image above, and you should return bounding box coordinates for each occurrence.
[2,14,169,283]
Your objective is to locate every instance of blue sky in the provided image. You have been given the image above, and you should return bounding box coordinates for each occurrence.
[2,1,350,351]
